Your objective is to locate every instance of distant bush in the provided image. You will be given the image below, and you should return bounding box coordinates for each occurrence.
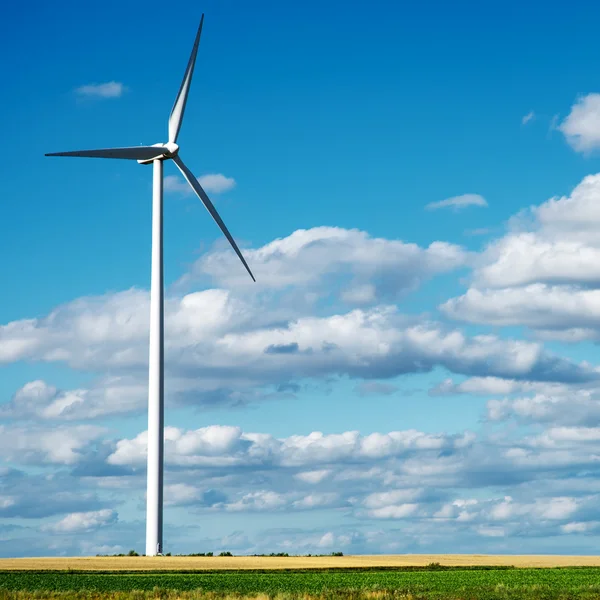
[219,551,233,557]
[128,550,139,556]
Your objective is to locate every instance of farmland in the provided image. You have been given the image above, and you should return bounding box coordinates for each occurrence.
[2,561,600,599]
[2,554,600,571]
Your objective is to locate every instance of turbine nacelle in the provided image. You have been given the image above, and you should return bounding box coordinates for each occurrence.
[137,142,179,165]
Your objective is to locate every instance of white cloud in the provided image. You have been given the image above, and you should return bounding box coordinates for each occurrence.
[3,408,600,551]
[0,231,465,397]
[559,93,600,152]
[190,226,467,292]
[477,526,505,537]
[164,175,189,194]
[340,284,376,304]
[198,174,236,193]
[363,489,423,509]
[75,81,125,99]
[480,236,600,289]
[294,470,331,484]
[164,483,202,507]
[1,227,585,421]
[107,425,474,469]
[292,493,339,509]
[108,425,248,467]
[6,166,600,556]
[0,496,15,509]
[535,426,600,445]
[164,173,236,195]
[367,503,419,519]
[222,491,287,512]
[522,111,535,125]
[561,521,600,534]
[43,509,117,533]
[425,194,488,211]
[433,495,582,528]
[456,175,600,288]
[487,390,600,426]
[430,376,537,397]
[1,376,146,420]
[0,425,106,465]
[442,173,600,339]
[442,284,600,331]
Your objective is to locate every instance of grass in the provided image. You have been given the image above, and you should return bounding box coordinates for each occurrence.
[2,592,600,600]
[2,566,600,598]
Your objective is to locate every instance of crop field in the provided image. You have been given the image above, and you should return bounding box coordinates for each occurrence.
[2,554,600,571]
[3,564,600,599]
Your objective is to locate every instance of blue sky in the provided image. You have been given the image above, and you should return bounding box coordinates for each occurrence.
[4,0,600,556]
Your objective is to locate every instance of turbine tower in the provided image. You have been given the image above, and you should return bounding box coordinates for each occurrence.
[46,15,255,556]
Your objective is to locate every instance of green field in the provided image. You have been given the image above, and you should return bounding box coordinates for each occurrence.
[2,567,600,599]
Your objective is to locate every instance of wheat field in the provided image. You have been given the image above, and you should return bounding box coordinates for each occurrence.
[1,554,600,571]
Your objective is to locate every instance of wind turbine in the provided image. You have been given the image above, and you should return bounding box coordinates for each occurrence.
[46,14,255,556]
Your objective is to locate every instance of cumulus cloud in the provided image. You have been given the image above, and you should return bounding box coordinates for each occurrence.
[1,226,586,422]
[164,173,236,195]
[107,425,476,469]
[221,491,287,512]
[425,194,488,211]
[430,376,534,397]
[442,173,600,340]
[2,406,600,553]
[94,417,600,546]
[0,425,106,465]
[434,495,582,526]
[0,229,471,408]
[487,390,600,427]
[1,377,147,421]
[4,190,600,556]
[5,304,595,408]
[442,284,600,332]
[465,175,600,291]
[188,226,467,292]
[75,81,125,99]
[295,470,331,484]
[559,93,600,152]
[42,509,118,534]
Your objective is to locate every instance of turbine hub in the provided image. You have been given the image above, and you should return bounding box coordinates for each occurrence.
[137,143,179,165]
[162,142,179,157]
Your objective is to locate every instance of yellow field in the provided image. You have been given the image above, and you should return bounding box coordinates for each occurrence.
[1,554,600,571]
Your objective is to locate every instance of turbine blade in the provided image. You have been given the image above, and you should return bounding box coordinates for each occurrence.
[173,155,255,282]
[168,14,204,144]
[45,146,167,160]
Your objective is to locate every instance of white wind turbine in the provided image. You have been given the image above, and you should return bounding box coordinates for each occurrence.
[46,14,255,556]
